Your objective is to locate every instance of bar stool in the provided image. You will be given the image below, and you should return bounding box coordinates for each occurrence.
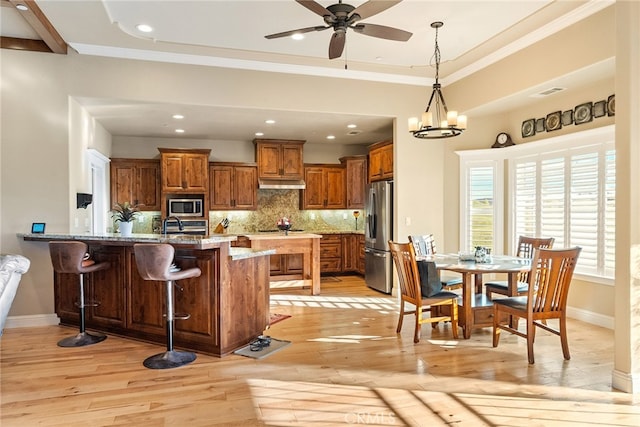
[49,241,110,347]
[133,243,201,369]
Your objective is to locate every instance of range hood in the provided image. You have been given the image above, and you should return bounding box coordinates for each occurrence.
[258,179,306,190]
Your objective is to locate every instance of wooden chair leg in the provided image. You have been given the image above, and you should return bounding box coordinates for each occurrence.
[560,314,571,360]
[450,300,459,339]
[413,313,421,344]
[526,318,535,364]
[396,300,405,334]
[492,306,501,348]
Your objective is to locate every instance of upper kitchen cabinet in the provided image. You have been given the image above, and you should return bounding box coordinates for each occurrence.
[340,155,367,209]
[254,139,304,181]
[301,164,346,209]
[209,162,258,210]
[110,159,161,211]
[159,148,211,192]
[368,140,393,182]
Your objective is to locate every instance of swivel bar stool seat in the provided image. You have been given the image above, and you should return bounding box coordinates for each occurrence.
[133,243,201,369]
[49,241,110,347]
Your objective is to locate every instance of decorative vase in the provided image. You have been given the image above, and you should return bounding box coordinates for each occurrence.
[119,221,133,237]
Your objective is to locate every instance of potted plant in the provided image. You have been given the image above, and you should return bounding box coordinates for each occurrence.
[111,202,140,237]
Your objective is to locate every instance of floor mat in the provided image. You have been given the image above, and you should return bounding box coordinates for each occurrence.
[269,313,291,326]
[233,338,291,359]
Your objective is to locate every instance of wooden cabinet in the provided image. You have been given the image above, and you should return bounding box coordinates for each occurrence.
[340,155,367,209]
[300,164,346,209]
[269,254,303,277]
[159,148,210,192]
[357,234,365,275]
[342,234,359,272]
[54,245,126,329]
[209,162,257,210]
[110,159,161,210]
[320,234,343,273]
[368,140,393,182]
[254,139,304,181]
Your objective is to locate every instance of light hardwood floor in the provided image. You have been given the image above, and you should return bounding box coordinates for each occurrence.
[1,276,639,426]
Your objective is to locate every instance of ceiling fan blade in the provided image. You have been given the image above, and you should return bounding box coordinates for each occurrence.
[349,0,402,21]
[328,31,346,59]
[265,26,330,39]
[352,23,412,41]
[296,0,336,19]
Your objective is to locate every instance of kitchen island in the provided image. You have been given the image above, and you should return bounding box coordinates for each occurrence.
[20,233,274,357]
[237,233,322,295]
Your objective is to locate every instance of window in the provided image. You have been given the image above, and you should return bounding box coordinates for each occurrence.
[459,125,614,280]
[458,152,504,254]
[510,126,615,278]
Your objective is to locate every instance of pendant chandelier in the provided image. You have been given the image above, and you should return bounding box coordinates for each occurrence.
[409,22,467,139]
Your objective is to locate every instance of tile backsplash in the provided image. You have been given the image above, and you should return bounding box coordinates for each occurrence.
[128,189,365,234]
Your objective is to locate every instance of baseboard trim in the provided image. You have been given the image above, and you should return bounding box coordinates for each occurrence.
[612,369,640,393]
[4,314,59,329]
[566,306,613,329]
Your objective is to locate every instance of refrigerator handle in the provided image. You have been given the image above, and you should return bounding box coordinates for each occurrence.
[367,190,377,239]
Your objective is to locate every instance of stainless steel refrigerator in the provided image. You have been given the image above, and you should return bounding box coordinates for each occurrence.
[364,180,393,294]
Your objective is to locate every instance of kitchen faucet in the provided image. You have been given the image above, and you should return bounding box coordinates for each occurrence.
[162,216,184,236]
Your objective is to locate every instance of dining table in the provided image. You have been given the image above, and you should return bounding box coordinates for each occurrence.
[417,254,532,339]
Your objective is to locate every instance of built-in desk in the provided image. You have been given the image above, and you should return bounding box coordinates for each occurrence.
[20,233,274,357]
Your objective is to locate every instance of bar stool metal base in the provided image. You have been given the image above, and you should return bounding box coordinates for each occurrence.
[57,331,107,347]
[143,350,196,369]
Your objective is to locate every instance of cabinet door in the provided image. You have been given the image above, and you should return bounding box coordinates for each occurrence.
[285,254,304,274]
[183,154,208,191]
[269,254,285,275]
[162,153,186,191]
[136,161,161,210]
[111,162,135,208]
[281,144,303,179]
[257,143,282,179]
[380,144,394,179]
[368,149,382,182]
[345,157,366,209]
[357,234,365,275]
[233,166,257,209]
[342,235,357,272]
[209,165,234,209]
[325,167,346,209]
[88,247,125,328]
[302,167,325,209]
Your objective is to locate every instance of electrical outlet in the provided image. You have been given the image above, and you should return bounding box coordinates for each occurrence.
[343,213,348,220]
[310,213,316,220]
[138,215,144,223]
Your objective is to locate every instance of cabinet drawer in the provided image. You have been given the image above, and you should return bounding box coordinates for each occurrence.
[320,258,342,272]
[320,243,341,258]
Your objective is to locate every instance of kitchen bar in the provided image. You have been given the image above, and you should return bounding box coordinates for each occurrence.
[21,232,275,357]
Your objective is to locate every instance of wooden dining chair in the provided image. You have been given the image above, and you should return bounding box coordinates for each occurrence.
[408,234,462,291]
[492,246,581,364]
[389,240,459,343]
[485,236,555,298]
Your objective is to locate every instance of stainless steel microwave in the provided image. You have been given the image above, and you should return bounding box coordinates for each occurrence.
[168,198,204,217]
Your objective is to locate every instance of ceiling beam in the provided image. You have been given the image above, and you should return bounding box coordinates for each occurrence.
[6,0,67,54]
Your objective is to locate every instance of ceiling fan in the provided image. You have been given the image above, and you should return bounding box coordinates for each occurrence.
[265,0,412,60]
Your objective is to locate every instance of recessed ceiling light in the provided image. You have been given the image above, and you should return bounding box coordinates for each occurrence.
[291,33,305,40]
[15,4,28,11]
[326,135,336,140]
[265,119,275,124]
[255,132,264,136]
[172,114,184,119]
[136,24,153,33]
[175,129,185,133]
[347,124,357,128]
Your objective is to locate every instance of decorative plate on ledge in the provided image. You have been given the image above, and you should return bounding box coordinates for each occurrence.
[521,119,535,138]
[574,102,593,125]
[607,94,615,116]
[545,111,562,132]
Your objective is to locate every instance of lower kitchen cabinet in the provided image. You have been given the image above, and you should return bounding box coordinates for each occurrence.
[320,235,343,273]
[269,254,303,277]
